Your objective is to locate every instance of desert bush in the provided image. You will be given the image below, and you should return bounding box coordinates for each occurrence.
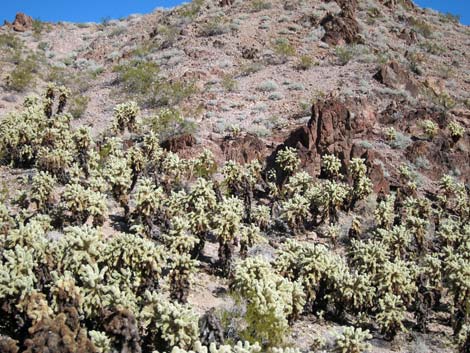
[6,55,38,92]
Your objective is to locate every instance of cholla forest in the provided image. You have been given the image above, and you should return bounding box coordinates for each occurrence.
[0,0,469,353]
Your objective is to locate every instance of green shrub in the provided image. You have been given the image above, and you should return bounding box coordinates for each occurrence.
[198,17,228,37]
[251,0,272,12]
[6,55,38,91]
[297,55,314,70]
[410,17,433,38]
[273,38,296,58]
[222,74,238,92]
[69,95,90,119]
[114,60,196,108]
[335,46,354,66]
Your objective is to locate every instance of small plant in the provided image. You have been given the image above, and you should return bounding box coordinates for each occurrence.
[297,55,314,70]
[199,16,228,37]
[334,327,372,353]
[448,121,465,141]
[6,55,38,92]
[222,74,238,92]
[68,94,90,119]
[276,147,300,174]
[335,46,354,66]
[421,119,438,139]
[257,80,279,92]
[272,38,296,60]
[251,0,272,12]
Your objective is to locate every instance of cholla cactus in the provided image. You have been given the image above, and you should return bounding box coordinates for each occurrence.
[376,293,406,340]
[377,260,417,304]
[169,254,199,303]
[127,145,145,190]
[30,171,56,212]
[280,194,310,232]
[192,148,217,178]
[132,177,164,234]
[322,154,341,178]
[213,196,244,273]
[239,224,264,258]
[141,291,199,350]
[104,155,132,216]
[448,121,465,141]
[61,183,107,226]
[321,180,350,222]
[325,223,341,245]
[374,194,395,229]
[102,232,165,293]
[252,204,271,230]
[171,340,262,353]
[57,86,71,114]
[333,326,371,353]
[348,158,372,207]
[384,127,396,141]
[0,245,37,300]
[284,171,313,196]
[89,331,112,353]
[457,324,470,353]
[378,225,411,258]
[112,101,140,133]
[231,257,305,346]
[276,147,300,175]
[421,119,438,139]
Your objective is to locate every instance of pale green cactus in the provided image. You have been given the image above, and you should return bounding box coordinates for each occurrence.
[421,119,438,139]
[384,127,396,141]
[284,171,313,196]
[280,193,310,231]
[251,204,271,229]
[112,101,140,133]
[376,293,407,339]
[0,245,37,300]
[276,147,300,174]
[239,224,265,257]
[374,194,395,229]
[133,177,164,218]
[333,326,371,353]
[322,154,341,178]
[29,171,56,211]
[377,225,411,258]
[169,253,199,303]
[448,120,465,140]
[231,257,305,346]
[141,291,199,350]
[89,331,112,353]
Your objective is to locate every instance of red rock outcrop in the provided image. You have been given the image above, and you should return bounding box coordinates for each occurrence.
[12,13,33,32]
[161,134,196,153]
[220,134,267,164]
[374,61,420,97]
[268,98,387,190]
[321,0,360,45]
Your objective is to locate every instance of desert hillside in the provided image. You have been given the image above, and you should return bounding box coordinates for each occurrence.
[0,0,469,352]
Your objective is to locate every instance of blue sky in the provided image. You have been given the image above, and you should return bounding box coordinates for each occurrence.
[0,0,468,24]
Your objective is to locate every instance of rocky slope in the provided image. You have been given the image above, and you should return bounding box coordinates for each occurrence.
[0,1,469,352]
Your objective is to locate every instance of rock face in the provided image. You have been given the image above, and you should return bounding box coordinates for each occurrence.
[268,98,388,191]
[374,61,419,97]
[220,134,266,164]
[12,13,33,32]
[161,134,196,153]
[320,0,360,45]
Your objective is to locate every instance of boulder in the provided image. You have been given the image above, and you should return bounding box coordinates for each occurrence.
[374,61,420,97]
[161,134,196,153]
[320,10,360,45]
[268,97,381,186]
[220,134,266,164]
[12,13,33,32]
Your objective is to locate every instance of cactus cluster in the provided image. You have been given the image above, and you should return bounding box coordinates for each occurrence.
[0,88,469,352]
